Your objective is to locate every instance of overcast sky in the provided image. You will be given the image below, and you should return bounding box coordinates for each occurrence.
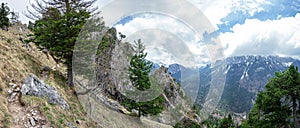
[1,0,299,66]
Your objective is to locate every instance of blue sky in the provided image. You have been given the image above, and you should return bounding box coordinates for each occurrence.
[110,0,300,66]
[218,0,300,33]
[1,0,300,66]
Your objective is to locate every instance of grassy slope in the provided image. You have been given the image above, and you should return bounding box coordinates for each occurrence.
[0,24,174,128]
[78,94,173,128]
[0,24,97,127]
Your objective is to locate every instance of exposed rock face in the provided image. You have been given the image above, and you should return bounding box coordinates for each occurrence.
[95,28,119,98]
[146,67,201,125]
[21,74,70,110]
[73,27,200,127]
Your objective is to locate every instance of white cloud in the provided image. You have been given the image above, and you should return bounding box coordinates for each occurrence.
[102,0,300,63]
[219,13,300,58]
[96,0,114,8]
[98,0,268,30]
[187,0,234,29]
[187,0,269,29]
[114,14,211,67]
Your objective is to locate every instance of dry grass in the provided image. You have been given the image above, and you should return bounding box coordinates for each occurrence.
[0,24,97,127]
[0,96,10,128]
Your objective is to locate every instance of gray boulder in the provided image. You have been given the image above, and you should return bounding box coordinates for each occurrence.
[21,74,70,109]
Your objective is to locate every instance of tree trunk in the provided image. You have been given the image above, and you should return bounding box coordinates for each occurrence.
[138,106,141,117]
[292,97,299,128]
[67,66,74,86]
[65,0,71,14]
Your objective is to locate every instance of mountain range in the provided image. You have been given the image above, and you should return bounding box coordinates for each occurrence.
[164,56,300,113]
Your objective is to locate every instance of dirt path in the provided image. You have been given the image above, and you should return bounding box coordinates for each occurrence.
[6,83,51,128]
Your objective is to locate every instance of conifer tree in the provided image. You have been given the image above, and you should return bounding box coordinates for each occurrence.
[245,65,300,128]
[9,11,19,25]
[27,0,97,86]
[122,39,165,117]
[218,114,234,128]
[128,39,153,91]
[0,3,10,30]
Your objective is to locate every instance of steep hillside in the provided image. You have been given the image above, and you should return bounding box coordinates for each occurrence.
[0,24,200,128]
[0,23,97,128]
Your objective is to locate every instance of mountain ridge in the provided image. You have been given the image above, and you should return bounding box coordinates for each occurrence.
[165,55,300,113]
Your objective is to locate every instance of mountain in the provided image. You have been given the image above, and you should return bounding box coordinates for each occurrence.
[167,56,300,113]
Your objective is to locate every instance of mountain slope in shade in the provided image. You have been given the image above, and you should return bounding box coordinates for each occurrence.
[167,56,300,113]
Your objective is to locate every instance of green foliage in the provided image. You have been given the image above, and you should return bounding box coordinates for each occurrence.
[28,21,34,30]
[0,3,10,29]
[246,65,300,128]
[121,40,165,117]
[201,113,236,128]
[3,112,11,127]
[9,11,18,24]
[32,10,90,66]
[6,38,12,43]
[128,39,153,90]
[121,95,165,116]
[201,116,221,128]
[218,114,234,128]
[27,0,97,86]
[174,119,202,128]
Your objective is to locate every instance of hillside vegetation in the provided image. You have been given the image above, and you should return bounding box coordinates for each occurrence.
[0,23,98,128]
[0,22,187,128]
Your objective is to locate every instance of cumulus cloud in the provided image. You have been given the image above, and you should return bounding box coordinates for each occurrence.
[128,30,196,67]
[219,13,300,58]
[114,14,212,67]
[98,0,300,64]
[188,0,269,29]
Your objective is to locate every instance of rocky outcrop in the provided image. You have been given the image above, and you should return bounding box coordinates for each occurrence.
[73,27,200,127]
[146,67,201,125]
[21,74,70,110]
[7,82,51,128]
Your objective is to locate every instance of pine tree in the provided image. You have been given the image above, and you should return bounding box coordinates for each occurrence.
[128,39,153,91]
[27,21,34,30]
[218,114,234,128]
[246,65,300,128]
[122,39,165,117]
[0,3,10,30]
[27,0,97,86]
[9,11,19,25]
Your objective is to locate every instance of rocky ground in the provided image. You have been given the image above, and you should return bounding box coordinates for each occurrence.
[0,23,97,128]
[7,82,51,128]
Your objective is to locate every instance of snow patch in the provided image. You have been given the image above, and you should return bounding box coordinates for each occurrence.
[283,62,293,67]
[225,65,231,74]
[240,68,249,80]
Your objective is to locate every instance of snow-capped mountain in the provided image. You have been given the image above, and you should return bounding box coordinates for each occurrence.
[166,56,300,113]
